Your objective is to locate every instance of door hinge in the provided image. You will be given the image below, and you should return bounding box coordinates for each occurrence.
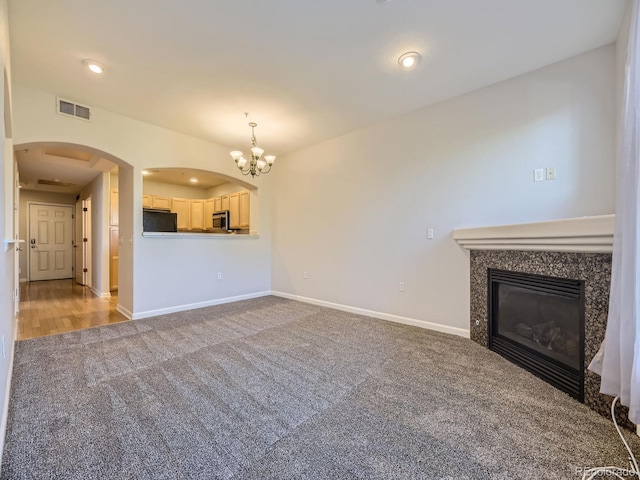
[83,207,88,212]
[83,238,88,242]
[83,268,88,273]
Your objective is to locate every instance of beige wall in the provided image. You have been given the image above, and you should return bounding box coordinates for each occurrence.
[143,180,209,199]
[0,0,15,460]
[272,45,616,335]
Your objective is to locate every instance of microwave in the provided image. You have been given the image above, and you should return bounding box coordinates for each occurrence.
[212,210,231,232]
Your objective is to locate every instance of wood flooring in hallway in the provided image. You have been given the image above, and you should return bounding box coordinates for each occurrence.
[17,279,129,340]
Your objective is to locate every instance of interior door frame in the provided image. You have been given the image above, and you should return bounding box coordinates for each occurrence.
[83,197,92,288]
[27,201,75,282]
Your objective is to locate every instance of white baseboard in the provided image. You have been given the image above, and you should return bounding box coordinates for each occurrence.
[90,287,111,299]
[116,304,133,320]
[131,291,272,320]
[0,322,16,466]
[19,277,27,283]
[271,291,470,338]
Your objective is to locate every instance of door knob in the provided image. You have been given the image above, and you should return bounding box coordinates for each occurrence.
[30,245,37,249]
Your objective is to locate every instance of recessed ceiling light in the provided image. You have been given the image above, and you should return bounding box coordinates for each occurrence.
[190,177,198,183]
[83,59,104,74]
[398,51,420,68]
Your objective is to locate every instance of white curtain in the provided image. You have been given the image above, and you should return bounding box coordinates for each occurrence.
[594,0,640,423]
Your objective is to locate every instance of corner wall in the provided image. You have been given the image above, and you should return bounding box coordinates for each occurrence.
[0,0,15,464]
[271,45,616,333]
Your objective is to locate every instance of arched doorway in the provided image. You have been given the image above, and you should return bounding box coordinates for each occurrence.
[14,141,135,334]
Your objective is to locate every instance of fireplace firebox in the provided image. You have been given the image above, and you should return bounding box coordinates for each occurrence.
[488,269,585,401]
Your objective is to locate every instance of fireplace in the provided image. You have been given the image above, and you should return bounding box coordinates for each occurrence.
[488,269,585,401]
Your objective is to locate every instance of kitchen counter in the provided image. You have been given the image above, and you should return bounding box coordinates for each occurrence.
[142,232,259,238]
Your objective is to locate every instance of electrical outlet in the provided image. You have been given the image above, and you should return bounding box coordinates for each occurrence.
[303,271,308,279]
[534,168,545,182]
[217,272,222,280]
[399,282,405,292]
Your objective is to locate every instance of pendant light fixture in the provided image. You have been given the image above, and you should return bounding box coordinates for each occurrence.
[230,114,276,177]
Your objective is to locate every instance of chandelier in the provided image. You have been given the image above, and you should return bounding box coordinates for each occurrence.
[230,118,276,177]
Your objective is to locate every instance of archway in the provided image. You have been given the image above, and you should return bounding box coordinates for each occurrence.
[14,141,135,319]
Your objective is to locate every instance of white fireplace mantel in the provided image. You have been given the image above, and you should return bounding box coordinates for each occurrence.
[453,214,615,253]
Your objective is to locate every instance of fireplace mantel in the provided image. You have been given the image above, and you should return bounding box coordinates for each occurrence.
[453,215,614,253]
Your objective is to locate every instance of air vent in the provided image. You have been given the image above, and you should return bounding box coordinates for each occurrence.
[38,179,76,187]
[56,97,91,121]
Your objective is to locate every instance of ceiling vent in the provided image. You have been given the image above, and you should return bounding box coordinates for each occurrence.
[56,97,91,121]
[38,179,76,187]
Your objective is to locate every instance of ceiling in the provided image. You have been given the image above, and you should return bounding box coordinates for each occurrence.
[16,146,116,194]
[8,0,629,192]
[143,168,228,189]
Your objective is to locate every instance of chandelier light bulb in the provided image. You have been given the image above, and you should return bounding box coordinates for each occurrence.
[251,146,264,159]
[230,117,276,178]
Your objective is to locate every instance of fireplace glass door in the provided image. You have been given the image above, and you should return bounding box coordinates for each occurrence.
[488,269,585,400]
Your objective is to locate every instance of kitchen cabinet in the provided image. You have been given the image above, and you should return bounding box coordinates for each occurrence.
[189,200,205,231]
[110,227,118,291]
[221,195,230,212]
[142,195,152,208]
[110,189,119,226]
[213,196,222,213]
[151,195,171,210]
[171,198,190,231]
[229,193,240,229]
[239,191,250,228]
[229,191,250,229]
[203,198,215,230]
[110,190,119,291]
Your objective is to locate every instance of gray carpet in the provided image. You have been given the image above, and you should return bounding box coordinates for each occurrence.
[1,296,637,479]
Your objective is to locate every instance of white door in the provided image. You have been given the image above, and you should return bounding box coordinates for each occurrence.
[29,204,74,281]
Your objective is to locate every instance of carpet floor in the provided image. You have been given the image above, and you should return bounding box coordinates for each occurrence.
[1,296,638,479]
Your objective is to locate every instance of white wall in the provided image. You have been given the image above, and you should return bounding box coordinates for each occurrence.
[18,189,76,280]
[143,180,209,199]
[272,45,616,334]
[12,84,273,318]
[0,0,14,462]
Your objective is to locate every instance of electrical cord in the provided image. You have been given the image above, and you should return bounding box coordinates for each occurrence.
[581,396,640,480]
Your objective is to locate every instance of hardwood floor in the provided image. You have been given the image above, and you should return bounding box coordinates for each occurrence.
[17,279,129,340]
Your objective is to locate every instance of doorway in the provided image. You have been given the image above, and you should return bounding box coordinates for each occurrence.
[28,203,74,281]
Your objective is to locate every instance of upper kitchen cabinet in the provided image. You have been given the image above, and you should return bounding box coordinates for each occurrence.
[142,167,256,234]
[171,198,190,231]
[229,191,250,230]
[151,195,171,210]
[189,200,205,231]
[110,189,119,226]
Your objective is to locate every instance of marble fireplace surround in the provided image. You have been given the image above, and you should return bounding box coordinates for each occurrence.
[453,215,622,425]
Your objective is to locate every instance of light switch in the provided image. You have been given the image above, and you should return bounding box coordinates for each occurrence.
[427,228,434,239]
